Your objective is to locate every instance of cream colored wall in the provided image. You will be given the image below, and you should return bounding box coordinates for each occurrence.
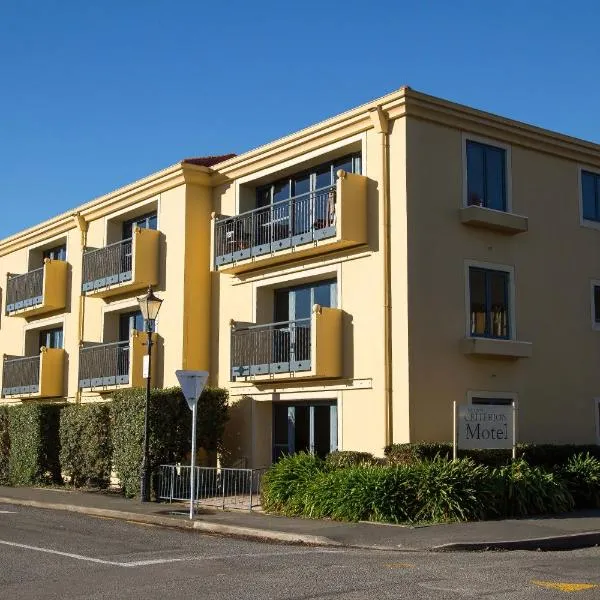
[405,116,600,444]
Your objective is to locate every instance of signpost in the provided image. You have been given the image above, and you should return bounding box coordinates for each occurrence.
[175,370,209,520]
[453,401,517,460]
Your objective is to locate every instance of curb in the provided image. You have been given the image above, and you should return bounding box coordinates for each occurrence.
[0,496,340,548]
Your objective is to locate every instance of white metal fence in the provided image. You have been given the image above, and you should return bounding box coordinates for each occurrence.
[157,465,266,511]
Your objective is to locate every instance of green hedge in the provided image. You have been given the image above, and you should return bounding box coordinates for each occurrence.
[261,453,578,524]
[60,403,112,488]
[111,386,228,498]
[384,443,600,468]
[0,406,9,485]
[8,404,62,486]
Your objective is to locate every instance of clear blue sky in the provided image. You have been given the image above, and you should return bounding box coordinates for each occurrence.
[1,0,599,239]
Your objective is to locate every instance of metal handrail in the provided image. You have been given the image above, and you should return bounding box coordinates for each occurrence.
[6,266,44,309]
[232,317,310,332]
[78,339,130,388]
[2,354,40,395]
[82,237,133,290]
[83,237,133,256]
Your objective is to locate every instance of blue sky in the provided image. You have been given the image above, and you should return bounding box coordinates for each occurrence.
[1,0,599,238]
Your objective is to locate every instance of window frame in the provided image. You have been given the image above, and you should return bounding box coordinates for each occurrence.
[462,133,512,212]
[464,260,516,340]
[579,166,600,230]
[590,280,600,331]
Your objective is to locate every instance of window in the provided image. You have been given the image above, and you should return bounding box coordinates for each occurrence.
[38,327,63,350]
[471,397,512,406]
[122,212,158,240]
[118,310,152,341]
[595,399,600,444]
[582,170,600,223]
[469,267,510,339]
[591,282,600,329]
[42,244,66,262]
[466,140,507,211]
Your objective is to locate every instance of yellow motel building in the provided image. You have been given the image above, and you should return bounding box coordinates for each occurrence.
[2,86,600,467]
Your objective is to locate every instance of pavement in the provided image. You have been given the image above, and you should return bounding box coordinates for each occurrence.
[1,485,600,552]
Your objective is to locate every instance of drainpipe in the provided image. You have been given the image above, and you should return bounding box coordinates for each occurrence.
[369,106,393,448]
[73,212,88,403]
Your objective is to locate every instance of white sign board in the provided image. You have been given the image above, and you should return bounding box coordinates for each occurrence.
[457,404,514,450]
[142,355,150,379]
[175,370,209,410]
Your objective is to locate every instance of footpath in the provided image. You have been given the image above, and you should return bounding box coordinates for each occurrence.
[1,485,600,552]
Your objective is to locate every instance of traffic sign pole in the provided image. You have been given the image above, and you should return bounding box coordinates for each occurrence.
[190,402,197,520]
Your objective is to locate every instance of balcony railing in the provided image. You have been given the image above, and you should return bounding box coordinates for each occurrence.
[6,268,43,313]
[2,355,40,396]
[78,341,130,388]
[231,318,312,378]
[215,185,337,268]
[82,238,133,292]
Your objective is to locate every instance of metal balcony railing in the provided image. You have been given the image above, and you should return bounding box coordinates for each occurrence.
[82,238,133,292]
[231,318,312,378]
[2,355,40,396]
[215,185,336,267]
[6,267,44,313]
[78,341,130,388]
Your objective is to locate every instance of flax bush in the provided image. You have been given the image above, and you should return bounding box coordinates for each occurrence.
[560,453,600,509]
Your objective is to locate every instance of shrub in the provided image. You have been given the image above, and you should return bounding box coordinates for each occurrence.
[493,459,574,517]
[8,404,62,486]
[0,406,9,485]
[560,453,600,509]
[59,403,112,488]
[111,386,228,498]
[325,451,381,470]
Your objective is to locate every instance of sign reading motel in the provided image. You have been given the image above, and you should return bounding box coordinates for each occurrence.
[456,404,514,450]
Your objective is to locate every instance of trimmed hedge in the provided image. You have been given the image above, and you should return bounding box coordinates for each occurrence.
[60,403,112,488]
[384,443,600,468]
[111,386,228,498]
[8,404,62,486]
[261,453,578,524]
[0,406,9,485]
[325,451,383,469]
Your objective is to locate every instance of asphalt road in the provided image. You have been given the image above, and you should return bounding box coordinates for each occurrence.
[1,503,599,600]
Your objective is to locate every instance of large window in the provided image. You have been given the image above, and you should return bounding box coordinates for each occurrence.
[118,310,153,341]
[122,212,157,240]
[38,327,63,349]
[42,244,67,262]
[466,140,507,211]
[469,267,510,339]
[582,170,600,223]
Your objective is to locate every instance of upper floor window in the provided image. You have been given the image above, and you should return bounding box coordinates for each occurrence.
[42,244,67,262]
[39,327,63,349]
[256,154,361,208]
[581,170,600,223]
[122,212,157,240]
[468,266,510,339]
[466,140,507,212]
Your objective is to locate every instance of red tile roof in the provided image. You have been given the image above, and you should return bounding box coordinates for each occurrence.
[182,154,236,167]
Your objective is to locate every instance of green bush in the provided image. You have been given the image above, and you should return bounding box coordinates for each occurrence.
[560,453,600,509]
[325,451,381,469]
[59,403,112,488]
[111,386,228,498]
[8,404,62,486]
[0,406,9,485]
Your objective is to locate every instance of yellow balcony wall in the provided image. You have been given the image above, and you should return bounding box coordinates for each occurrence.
[5,259,68,318]
[82,227,159,299]
[213,170,367,274]
[230,305,343,382]
[2,348,65,399]
[78,331,158,390]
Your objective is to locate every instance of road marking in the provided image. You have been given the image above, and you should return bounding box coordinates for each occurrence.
[385,562,415,569]
[531,580,599,593]
[0,511,17,514]
[0,538,344,568]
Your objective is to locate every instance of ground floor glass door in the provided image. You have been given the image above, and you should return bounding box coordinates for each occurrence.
[272,401,337,461]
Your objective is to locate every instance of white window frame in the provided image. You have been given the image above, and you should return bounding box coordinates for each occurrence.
[579,165,600,231]
[590,280,600,331]
[464,259,517,340]
[594,398,600,444]
[462,133,512,212]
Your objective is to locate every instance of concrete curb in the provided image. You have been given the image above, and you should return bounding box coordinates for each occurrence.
[0,496,340,548]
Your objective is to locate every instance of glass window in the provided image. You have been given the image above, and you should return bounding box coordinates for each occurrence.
[274,280,337,323]
[39,327,63,350]
[593,285,600,325]
[471,397,512,406]
[469,267,510,339]
[466,140,507,211]
[582,170,600,222]
[122,212,158,240]
[118,310,151,341]
[42,244,66,262]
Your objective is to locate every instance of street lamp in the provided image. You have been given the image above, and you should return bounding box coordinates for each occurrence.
[137,285,163,502]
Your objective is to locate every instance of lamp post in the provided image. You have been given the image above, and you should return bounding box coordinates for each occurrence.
[137,285,163,503]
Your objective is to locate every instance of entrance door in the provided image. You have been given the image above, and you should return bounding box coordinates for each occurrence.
[272,401,338,461]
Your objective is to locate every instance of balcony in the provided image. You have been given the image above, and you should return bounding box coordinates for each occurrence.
[78,331,158,390]
[230,305,342,381]
[82,228,159,298]
[213,171,367,274]
[5,259,68,318]
[2,348,65,398]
